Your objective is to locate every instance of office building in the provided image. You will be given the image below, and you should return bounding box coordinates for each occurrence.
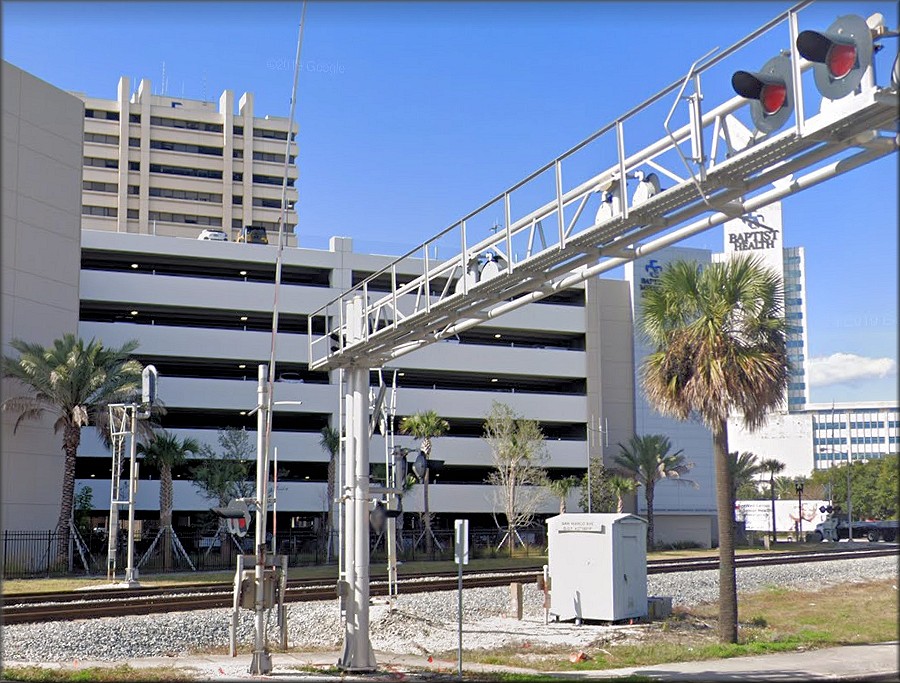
[1,62,84,531]
[727,401,899,477]
[73,77,298,245]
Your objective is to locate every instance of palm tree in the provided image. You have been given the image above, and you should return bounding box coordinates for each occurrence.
[614,434,695,549]
[399,410,449,555]
[137,431,200,570]
[729,451,763,502]
[640,254,788,644]
[774,475,797,499]
[759,458,785,544]
[1,334,143,561]
[729,451,762,544]
[547,476,580,514]
[319,426,340,559]
[608,474,638,514]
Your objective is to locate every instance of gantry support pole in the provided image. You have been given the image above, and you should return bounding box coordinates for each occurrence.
[249,364,272,675]
[339,296,376,672]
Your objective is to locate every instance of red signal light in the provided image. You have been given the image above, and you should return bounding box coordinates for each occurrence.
[731,54,794,134]
[827,43,857,79]
[761,83,787,115]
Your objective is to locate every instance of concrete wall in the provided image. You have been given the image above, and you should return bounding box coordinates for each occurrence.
[1,62,83,532]
[653,513,715,549]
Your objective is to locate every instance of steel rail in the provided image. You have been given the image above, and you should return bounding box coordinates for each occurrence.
[4,546,895,625]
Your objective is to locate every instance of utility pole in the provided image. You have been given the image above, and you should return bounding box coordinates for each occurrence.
[846,406,853,543]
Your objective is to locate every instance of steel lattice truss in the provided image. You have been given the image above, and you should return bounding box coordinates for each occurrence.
[309,1,899,372]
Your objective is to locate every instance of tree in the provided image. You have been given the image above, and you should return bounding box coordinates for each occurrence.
[640,255,788,643]
[73,485,94,538]
[614,434,695,549]
[809,455,898,521]
[547,476,580,514]
[729,451,763,501]
[608,474,638,514]
[1,334,143,560]
[319,426,340,557]
[191,428,253,559]
[399,410,449,555]
[774,475,798,499]
[759,458,786,543]
[137,430,200,570]
[578,457,618,513]
[483,402,549,555]
[191,427,254,507]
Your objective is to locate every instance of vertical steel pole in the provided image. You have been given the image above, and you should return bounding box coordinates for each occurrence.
[457,558,463,677]
[341,383,355,634]
[250,364,272,675]
[124,407,138,586]
[339,295,375,672]
[354,366,375,669]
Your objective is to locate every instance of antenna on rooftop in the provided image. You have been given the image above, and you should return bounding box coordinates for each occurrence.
[161,61,167,96]
[202,70,208,102]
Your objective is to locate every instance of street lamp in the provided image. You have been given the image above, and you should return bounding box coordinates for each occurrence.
[794,480,805,544]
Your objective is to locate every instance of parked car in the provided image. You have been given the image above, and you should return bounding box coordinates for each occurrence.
[198,229,228,241]
[236,226,268,244]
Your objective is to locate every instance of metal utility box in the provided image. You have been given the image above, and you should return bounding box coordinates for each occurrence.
[547,513,647,622]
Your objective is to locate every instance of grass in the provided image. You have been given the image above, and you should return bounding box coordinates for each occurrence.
[0,664,193,682]
[455,578,899,672]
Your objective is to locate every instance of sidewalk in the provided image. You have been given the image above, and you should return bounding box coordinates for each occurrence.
[4,642,898,681]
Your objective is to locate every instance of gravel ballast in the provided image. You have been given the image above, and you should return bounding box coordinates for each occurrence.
[2,555,896,663]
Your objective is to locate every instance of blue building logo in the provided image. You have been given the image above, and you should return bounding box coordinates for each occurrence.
[644,259,662,278]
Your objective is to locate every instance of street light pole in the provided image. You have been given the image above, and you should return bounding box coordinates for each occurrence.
[847,447,853,543]
[795,480,804,544]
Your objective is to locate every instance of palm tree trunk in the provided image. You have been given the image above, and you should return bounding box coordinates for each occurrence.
[769,475,777,545]
[713,419,738,643]
[645,482,654,550]
[616,495,624,514]
[57,424,80,566]
[161,465,173,571]
[423,469,433,556]
[325,454,335,557]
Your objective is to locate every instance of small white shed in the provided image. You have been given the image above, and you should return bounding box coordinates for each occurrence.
[547,513,648,622]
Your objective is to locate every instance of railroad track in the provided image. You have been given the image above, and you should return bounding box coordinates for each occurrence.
[4,546,895,625]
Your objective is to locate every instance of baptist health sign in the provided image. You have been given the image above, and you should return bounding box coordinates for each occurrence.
[723,202,784,275]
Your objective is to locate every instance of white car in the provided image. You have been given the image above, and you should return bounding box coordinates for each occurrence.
[197,229,228,241]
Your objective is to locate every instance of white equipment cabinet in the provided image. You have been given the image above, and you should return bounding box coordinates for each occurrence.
[547,513,647,622]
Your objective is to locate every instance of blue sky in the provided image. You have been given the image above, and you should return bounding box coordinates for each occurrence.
[3,1,897,404]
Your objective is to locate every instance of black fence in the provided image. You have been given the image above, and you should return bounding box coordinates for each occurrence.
[1,526,548,580]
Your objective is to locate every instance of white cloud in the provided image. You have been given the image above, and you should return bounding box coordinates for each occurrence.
[809,353,897,387]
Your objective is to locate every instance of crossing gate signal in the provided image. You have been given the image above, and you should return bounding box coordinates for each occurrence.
[732,14,880,135]
[211,499,251,537]
[731,54,794,134]
[796,14,874,100]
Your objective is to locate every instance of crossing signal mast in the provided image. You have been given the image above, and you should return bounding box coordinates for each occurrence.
[308,2,898,672]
